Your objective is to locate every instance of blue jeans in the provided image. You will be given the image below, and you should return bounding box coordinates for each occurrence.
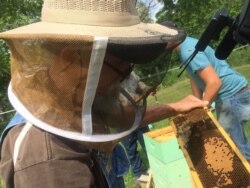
[98,144,129,188]
[216,89,250,161]
[121,126,149,178]
[98,126,149,187]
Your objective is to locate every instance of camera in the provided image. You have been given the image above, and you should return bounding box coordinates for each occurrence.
[194,0,250,60]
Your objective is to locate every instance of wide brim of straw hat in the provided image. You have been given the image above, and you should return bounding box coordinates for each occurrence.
[0,21,184,45]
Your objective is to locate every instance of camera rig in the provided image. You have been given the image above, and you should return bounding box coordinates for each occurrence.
[178,0,250,77]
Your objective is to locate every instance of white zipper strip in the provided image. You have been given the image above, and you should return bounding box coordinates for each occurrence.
[82,37,108,135]
[13,122,32,166]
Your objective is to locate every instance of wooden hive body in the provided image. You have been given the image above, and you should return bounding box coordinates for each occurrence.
[171,108,250,188]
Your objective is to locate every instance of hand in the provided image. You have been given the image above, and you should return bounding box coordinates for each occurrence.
[168,95,209,113]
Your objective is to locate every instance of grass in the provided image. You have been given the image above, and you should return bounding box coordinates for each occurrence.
[124,63,250,187]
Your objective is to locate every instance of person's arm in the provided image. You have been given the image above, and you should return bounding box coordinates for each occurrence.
[196,65,222,104]
[189,77,203,99]
[140,95,208,126]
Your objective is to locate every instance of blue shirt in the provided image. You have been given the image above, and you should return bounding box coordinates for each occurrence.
[179,36,248,101]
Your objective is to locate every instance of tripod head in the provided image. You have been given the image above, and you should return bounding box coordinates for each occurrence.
[196,0,250,60]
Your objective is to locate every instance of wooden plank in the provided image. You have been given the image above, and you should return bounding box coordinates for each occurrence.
[170,122,203,188]
[154,133,175,142]
[146,171,154,188]
[145,126,173,139]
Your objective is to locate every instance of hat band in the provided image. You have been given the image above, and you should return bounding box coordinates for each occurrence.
[42,9,140,26]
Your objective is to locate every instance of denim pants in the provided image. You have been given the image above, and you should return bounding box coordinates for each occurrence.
[121,126,149,178]
[98,144,129,188]
[215,89,250,161]
[98,126,149,187]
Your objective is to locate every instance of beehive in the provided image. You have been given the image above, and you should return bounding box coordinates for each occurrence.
[171,108,250,188]
[144,126,195,188]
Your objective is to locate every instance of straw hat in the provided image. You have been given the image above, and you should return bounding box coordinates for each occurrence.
[0,0,185,63]
[1,0,186,144]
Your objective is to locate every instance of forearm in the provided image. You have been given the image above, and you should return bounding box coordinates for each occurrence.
[203,82,221,104]
[196,65,222,104]
[140,95,209,127]
[140,104,177,127]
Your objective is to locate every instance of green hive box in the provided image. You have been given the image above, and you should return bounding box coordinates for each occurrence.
[144,126,195,188]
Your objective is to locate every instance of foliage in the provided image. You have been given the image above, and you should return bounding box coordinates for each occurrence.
[151,0,249,89]
[136,0,154,23]
[0,0,42,131]
[156,0,243,39]
[134,0,247,95]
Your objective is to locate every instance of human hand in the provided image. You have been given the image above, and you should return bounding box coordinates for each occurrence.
[168,95,209,113]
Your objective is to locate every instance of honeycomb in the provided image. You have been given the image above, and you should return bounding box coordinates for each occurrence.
[172,108,250,188]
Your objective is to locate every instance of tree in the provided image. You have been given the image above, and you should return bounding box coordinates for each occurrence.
[136,0,153,23]
[148,0,246,82]
[156,0,243,38]
[0,0,42,131]
[136,0,166,23]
